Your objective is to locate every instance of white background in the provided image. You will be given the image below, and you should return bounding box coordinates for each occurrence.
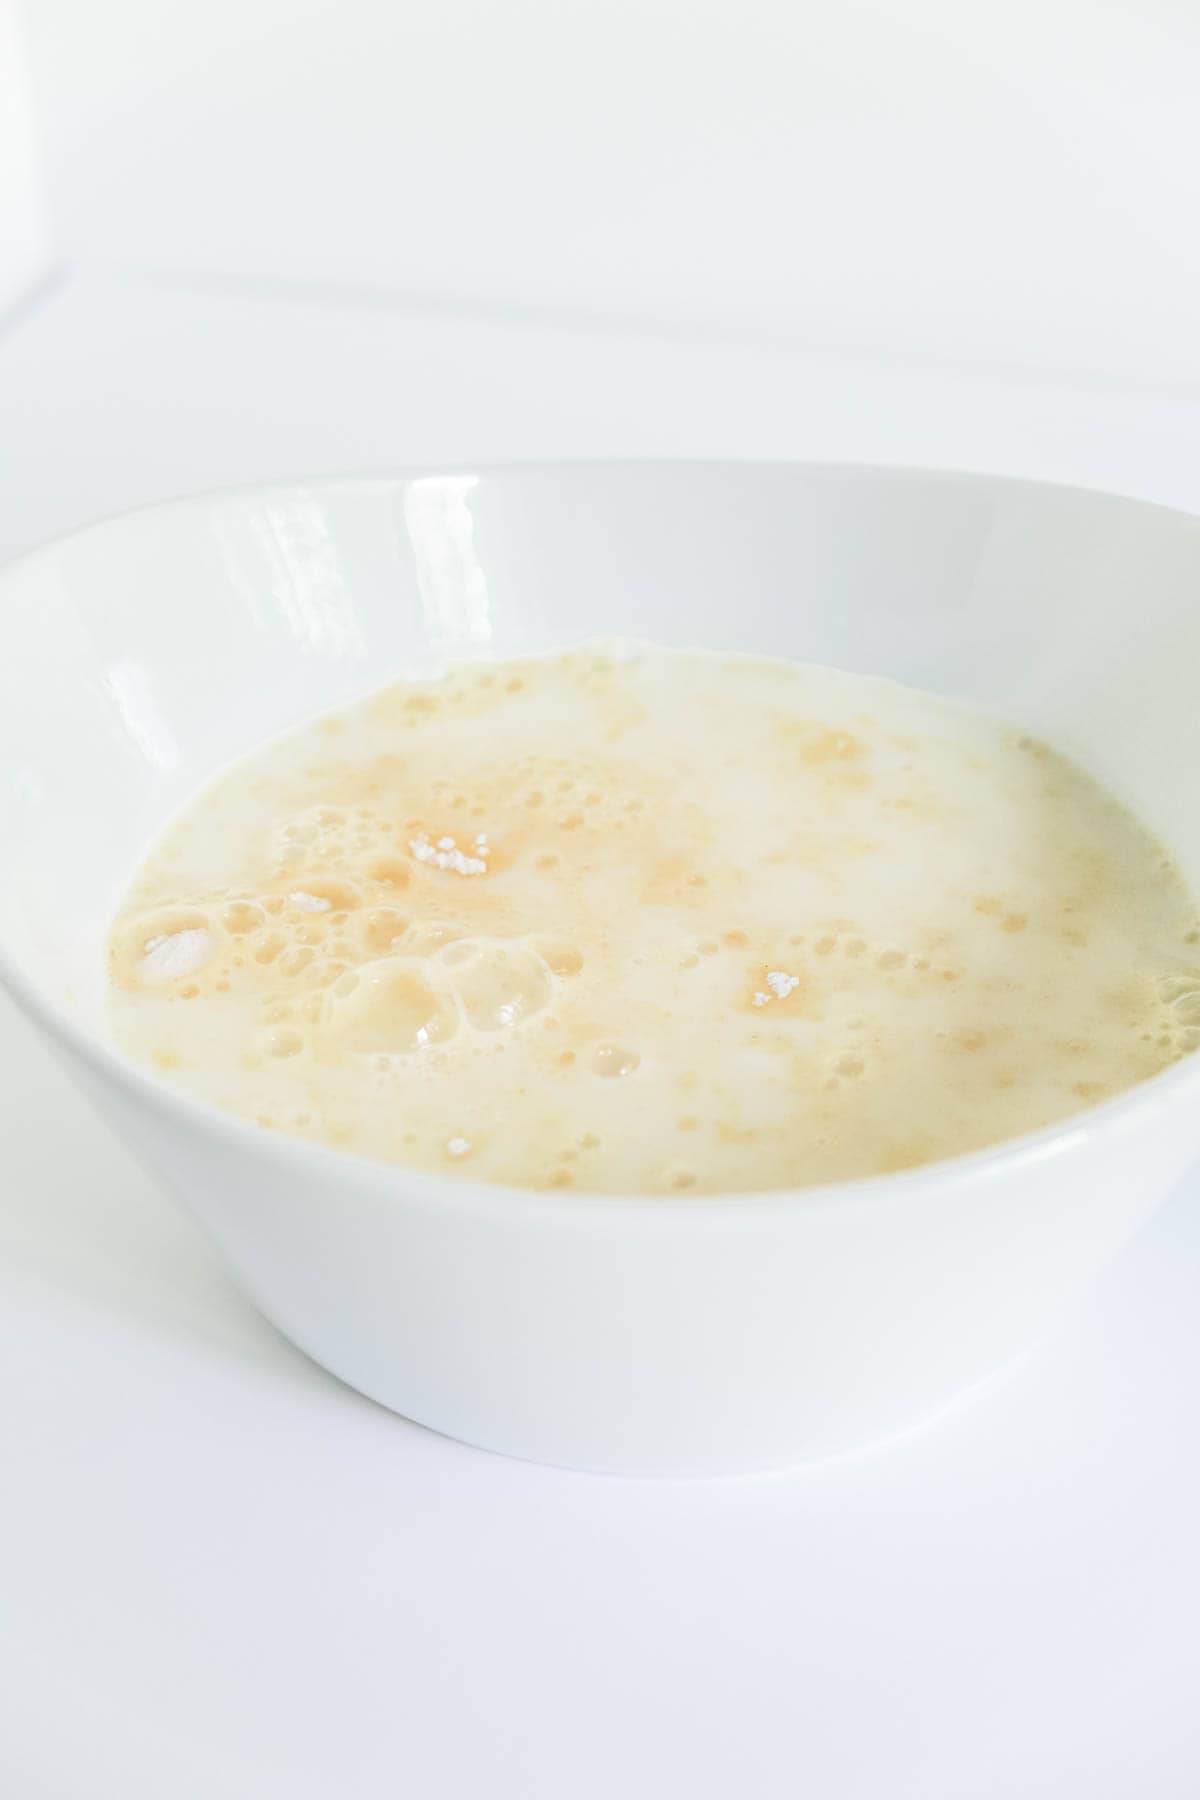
[4,6,1200,1796]
[0,0,43,313]
[20,0,1200,380]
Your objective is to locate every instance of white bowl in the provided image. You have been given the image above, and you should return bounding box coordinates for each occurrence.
[3,462,1200,1475]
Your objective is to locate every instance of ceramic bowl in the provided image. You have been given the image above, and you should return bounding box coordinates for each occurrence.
[3,462,1199,1473]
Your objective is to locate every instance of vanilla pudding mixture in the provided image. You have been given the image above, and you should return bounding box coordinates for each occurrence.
[108,646,1200,1193]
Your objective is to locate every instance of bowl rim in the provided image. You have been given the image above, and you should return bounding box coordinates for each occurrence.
[4,450,1200,583]
[2,455,1199,1226]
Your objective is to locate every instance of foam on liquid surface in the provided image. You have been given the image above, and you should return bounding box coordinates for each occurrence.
[108,646,1200,1193]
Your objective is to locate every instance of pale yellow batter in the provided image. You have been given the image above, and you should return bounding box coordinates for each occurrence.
[108,645,1200,1192]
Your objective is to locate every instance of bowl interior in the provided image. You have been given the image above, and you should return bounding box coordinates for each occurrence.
[2,462,1200,1036]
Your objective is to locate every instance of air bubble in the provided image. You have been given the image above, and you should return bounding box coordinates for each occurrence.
[1171,993,1200,1027]
[533,940,584,977]
[263,1026,304,1058]
[452,941,553,1031]
[876,949,906,971]
[279,944,316,977]
[367,856,411,890]
[252,931,286,964]
[223,900,266,935]
[591,1043,640,1078]
[331,957,459,1054]
[1160,972,1200,1002]
[439,941,480,968]
[360,908,410,955]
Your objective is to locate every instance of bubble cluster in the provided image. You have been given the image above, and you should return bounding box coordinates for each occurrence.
[1155,972,1200,1058]
[110,800,589,1068]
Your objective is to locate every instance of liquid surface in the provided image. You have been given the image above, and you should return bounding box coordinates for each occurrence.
[109,646,1200,1193]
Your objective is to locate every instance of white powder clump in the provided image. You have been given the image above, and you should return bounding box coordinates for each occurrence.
[289,890,331,913]
[141,928,215,981]
[753,970,800,1007]
[410,833,489,877]
[446,1137,471,1157]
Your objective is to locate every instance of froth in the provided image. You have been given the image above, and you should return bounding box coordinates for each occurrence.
[108,645,1200,1193]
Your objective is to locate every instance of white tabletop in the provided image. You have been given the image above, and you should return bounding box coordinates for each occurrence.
[3,270,1199,1799]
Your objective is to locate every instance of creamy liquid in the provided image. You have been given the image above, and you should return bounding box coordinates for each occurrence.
[108,645,1200,1193]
